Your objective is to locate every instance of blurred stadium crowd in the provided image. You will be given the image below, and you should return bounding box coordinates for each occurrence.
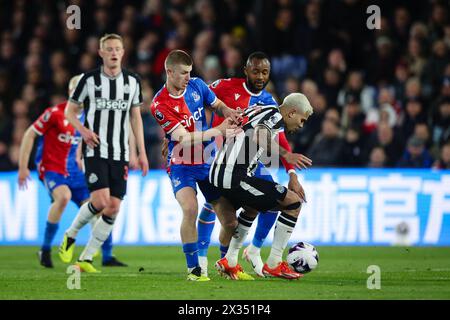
[0,0,449,171]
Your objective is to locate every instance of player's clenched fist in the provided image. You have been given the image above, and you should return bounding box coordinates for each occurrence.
[80,127,100,149]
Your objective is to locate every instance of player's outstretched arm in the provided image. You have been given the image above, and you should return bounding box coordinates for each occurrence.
[65,101,99,149]
[211,99,242,124]
[17,126,38,189]
[171,117,238,147]
[130,107,149,177]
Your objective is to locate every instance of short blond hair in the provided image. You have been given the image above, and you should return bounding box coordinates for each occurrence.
[165,50,193,70]
[282,93,314,117]
[99,33,123,49]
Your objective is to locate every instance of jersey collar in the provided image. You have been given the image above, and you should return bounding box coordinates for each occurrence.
[101,66,123,80]
[165,84,187,99]
[243,82,263,97]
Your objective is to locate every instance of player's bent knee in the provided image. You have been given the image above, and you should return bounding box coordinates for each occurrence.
[284,201,301,211]
[56,194,71,207]
[221,219,238,232]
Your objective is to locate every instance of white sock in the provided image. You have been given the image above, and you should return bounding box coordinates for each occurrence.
[267,212,297,268]
[247,243,261,255]
[79,215,114,261]
[66,202,100,239]
[225,211,256,267]
[89,214,99,229]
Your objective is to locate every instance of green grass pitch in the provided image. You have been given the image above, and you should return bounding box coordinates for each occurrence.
[0,246,449,300]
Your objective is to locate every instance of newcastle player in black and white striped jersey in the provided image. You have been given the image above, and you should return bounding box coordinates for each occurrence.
[61,34,149,273]
[211,93,314,279]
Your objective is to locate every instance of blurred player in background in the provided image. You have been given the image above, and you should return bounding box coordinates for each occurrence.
[62,34,148,273]
[150,50,249,281]
[17,75,125,268]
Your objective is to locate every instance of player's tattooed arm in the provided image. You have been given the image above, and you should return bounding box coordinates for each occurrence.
[211,99,242,124]
[171,118,238,146]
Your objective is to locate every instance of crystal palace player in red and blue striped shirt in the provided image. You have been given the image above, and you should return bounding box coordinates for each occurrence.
[150,50,252,281]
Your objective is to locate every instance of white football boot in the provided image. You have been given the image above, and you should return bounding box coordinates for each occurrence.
[198,255,208,277]
[242,245,265,277]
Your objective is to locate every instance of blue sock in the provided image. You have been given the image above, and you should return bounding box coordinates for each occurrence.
[41,221,59,252]
[220,245,229,258]
[101,232,113,263]
[197,203,216,257]
[252,211,279,248]
[183,242,199,269]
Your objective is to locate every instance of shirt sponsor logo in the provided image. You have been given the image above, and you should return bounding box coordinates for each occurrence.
[58,133,82,145]
[180,106,204,128]
[95,98,128,110]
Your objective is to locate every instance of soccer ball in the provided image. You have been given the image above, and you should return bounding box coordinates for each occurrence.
[287,242,319,273]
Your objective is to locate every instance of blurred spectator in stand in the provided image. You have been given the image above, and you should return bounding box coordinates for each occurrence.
[223,46,244,78]
[367,146,387,168]
[342,126,367,167]
[306,117,344,167]
[337,70,375,114]
[392,7,411,52]
[405,37,426,77]
[432,142,450,169]
[340,92,366,134]
[281,76,301,100]
[393,62,410,103]
[430,97,450,148]
[368,121,404,167]
[422,39,450,99]
[399,97,427,142]
[397,135,433,168]
[414,123,432,151]
[368,36,397,84]
[321,67,342,107]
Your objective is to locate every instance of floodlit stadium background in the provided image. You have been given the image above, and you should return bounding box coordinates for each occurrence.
[0,0,449,246]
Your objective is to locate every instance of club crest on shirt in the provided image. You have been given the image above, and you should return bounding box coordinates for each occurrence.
[276,184,286,194]
[123,84,130,94]
[89,173,98,184]
[192,91,200,102]
[265,113,282,128]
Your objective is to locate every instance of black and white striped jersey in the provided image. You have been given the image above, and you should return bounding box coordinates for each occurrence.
[69,67,143,162]
[209,104,284,189]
